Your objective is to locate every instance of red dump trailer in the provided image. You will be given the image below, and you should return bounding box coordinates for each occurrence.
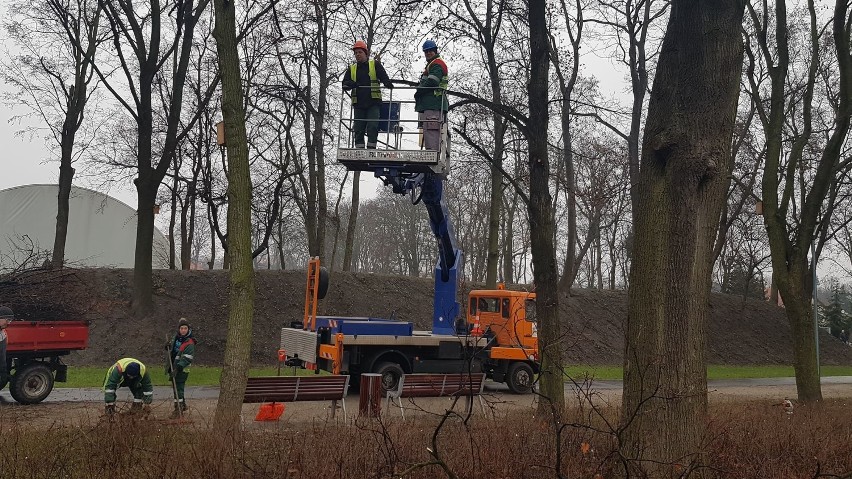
[2,321,89,404]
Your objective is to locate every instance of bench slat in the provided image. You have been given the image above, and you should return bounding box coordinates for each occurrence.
[244,375,349,404]
[394,373,486,399]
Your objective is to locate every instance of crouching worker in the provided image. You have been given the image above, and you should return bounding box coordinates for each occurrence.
[166,318,196,418]
[103,358,153,416]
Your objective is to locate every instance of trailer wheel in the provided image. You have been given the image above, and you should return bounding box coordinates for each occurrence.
[506,362,534,394]
[10,363,54,404]
[374,362,404,392]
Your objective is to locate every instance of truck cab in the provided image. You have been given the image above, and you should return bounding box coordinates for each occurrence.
[467,287,537,352]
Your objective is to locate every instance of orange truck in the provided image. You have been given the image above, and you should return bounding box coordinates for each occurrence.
[2,320,89,404]
[281,259,539,393]
[283,92,539,393]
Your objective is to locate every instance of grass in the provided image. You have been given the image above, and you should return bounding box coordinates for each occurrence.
[565,364,852,380]
[56,365,319,388]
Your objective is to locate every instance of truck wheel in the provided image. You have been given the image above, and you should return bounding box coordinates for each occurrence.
[506,362,534,394]
[374,362,404,392]
[10,363,54,404]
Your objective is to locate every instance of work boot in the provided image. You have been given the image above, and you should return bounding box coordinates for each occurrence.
[180,401,188,413]
[130,402,143,413]
[169,404,181,419]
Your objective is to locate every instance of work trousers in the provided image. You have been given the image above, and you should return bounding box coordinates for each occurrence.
[353,104,380,148]
[419,110,446,151]
[172,369,189,403]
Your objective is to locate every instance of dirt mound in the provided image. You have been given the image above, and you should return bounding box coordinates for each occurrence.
[5,268,851,368]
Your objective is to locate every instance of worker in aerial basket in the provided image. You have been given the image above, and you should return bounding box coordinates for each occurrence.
[103,358,153,416]
[342,39,394,149]
[414,39,449,152]
[0,306,14,388]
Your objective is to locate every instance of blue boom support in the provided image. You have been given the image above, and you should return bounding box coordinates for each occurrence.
[420,176,462,335]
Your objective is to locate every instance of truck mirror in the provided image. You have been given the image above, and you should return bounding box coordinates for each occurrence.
[525,299,537,322]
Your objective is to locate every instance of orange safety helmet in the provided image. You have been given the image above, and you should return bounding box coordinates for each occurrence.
[352,40,368,52]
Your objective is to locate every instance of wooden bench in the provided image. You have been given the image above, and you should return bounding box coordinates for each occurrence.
[385,373,487,418]
[244,375,350,418]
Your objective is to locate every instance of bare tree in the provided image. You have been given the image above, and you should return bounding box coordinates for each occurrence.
[527,0,565,413]
[271,0,342,259]
[92,0,211,315]
[620,0,745,474]
[588,0,670,217]
[2,0,104,269]
[745,0,852,402]
[211,0,254,430]
[547,0,588,292]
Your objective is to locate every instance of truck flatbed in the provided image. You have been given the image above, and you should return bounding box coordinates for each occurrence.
[6,320,89,353]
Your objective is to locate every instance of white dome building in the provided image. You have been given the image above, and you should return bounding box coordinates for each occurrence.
[0,184,169,268]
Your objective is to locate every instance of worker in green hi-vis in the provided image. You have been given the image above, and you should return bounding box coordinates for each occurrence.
[103,358,153,416]
[166,317,197,419]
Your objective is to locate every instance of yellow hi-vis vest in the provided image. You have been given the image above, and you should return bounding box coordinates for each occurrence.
[114,357,147,378]
[350,60,381,104]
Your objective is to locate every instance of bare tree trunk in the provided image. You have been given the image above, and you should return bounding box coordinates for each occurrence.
[557,97,577,293]
[51,139,75,269]
[527,0,564,415]
[132,126,156,316]
[502,200,515,283]
[168,166,179,270]
[207,202,216,270]
[485,115,504,287]
[276,207,285,269]
[343,172,360,271]
[620,1,745,474]
[212,0,255,431]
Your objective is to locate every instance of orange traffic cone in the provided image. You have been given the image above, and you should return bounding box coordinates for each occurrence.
[255,349,288,421]
[471,316,484,337]
[255,402,285,421]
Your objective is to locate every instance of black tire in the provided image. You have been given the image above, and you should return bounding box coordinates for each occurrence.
[317,267,330,299]
[374,361,404,393]
[10,363,54,404]
[506,362,534,394]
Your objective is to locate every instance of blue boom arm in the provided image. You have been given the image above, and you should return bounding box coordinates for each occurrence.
[372,169,462,335]
[420,175,462,335]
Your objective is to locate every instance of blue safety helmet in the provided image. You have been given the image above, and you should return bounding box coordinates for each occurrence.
[422,39,438,52]
[124,362,141,377]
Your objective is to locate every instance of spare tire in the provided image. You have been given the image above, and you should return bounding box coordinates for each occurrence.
[317,267,330,299]
[10,363,54,404]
